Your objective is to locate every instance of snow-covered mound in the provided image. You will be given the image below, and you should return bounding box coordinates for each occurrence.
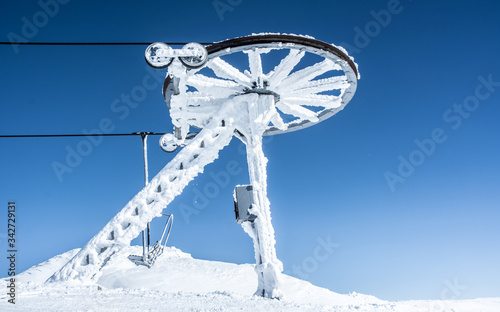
[1,246,499,311]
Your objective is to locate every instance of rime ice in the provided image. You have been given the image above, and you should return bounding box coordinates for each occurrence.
[48,34,359,299]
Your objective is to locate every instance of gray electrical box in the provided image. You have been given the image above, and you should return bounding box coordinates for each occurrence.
[233,185,257,224]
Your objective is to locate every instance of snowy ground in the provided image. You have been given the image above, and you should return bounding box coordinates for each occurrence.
[1,246,498,311]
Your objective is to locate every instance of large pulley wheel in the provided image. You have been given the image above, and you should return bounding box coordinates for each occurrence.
[162,34,359,136]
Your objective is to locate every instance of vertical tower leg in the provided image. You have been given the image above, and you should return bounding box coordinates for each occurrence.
[240,94,283,299]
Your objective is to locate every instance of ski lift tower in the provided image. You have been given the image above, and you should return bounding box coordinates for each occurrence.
[48,34,359,299]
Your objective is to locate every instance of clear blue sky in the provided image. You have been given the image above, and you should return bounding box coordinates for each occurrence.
[1,0,499,301]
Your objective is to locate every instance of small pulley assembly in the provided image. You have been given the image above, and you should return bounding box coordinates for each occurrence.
[145,42,208,69]
[159,131,199,153]
[145,42,208,153]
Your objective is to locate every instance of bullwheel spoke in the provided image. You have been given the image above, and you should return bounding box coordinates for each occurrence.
[206,58,252,87]
[268,49,305,88]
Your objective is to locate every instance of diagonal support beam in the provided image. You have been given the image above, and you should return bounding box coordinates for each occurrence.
[48,100,241,283]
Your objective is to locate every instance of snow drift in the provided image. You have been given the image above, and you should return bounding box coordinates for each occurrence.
[1,246,499,311]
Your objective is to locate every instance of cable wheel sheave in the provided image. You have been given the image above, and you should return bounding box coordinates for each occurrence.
[163,34,358,137]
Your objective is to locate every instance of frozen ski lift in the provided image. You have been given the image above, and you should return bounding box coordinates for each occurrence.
[149,35,358,298]
[50,34,358,300]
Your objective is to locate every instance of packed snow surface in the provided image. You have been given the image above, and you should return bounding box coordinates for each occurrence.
[1,246,499,311]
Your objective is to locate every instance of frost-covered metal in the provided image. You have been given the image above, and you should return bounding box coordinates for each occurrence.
[233,185,257,224]
[49,34,359,299]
